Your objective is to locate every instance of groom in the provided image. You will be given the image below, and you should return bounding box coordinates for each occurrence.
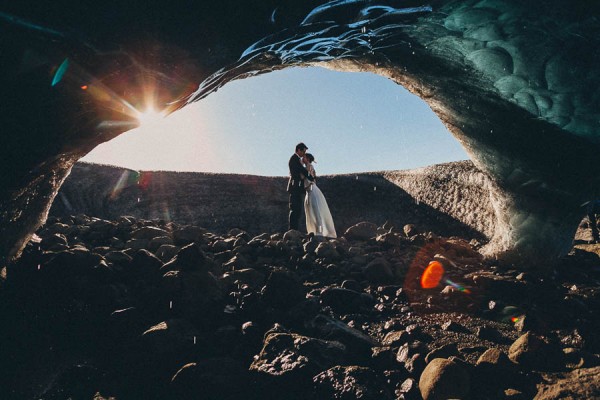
[287,142,313,231]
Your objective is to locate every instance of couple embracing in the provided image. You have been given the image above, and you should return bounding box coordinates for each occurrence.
[287,142,337,238]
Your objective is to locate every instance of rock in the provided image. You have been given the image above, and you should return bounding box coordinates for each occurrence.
[425,343,459,364]
[442,320,469,333]
[320,287,364,314]
[403,224,419,237]
[396,341,428,364]
[40,233,68,250]
[221,268,266,290]
[283,229,303,242]
[105,250,132,266]
[124,238,149,251]
[533,367,600,400]
[476,326,505,343]
[314,242,340,259]
[405,353,426,375]
[249,332,346,385]
[376,232,404,248]
[131,226,170,240]
[382,330,409,347]
[141,319,201,363]
[148,235,174,252]
[476,348,512,368]
[371,346,396,370]
[129,249,163,282]
[398,377,420,400]
[260,269,305,310]
[155,244,179,263]
[161,270,223,320]
[313,365,393,400]
[344,222,378,241]
[419,358,470,400]
[508,332,563,370]
[172,226,206,245]
[162,243,209,273]
[309,314,381,360]
[170,358,249,400]
[363,257,394,284]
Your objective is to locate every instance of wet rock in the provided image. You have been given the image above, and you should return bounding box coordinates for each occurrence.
[313,365,393,400]
[534,367,600,399]
[419,358,470,400]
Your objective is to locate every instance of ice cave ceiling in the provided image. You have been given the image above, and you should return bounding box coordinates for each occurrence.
[1,0,599,266]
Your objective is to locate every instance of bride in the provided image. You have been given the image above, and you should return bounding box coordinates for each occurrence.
[302,153,337,238]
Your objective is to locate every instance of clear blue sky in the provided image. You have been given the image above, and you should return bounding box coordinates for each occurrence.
[82,66,468,176]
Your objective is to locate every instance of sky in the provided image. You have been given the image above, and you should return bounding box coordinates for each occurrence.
[81,66,468,176]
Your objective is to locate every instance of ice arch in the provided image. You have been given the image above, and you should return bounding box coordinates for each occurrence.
[1,0,599,267]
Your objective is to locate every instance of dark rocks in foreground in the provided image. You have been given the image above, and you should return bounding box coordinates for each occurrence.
[0,215,599,399]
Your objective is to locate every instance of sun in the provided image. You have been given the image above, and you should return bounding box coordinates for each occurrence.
[137,108,166,128]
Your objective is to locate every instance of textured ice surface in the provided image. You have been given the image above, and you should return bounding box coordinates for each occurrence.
[186,1,431,104]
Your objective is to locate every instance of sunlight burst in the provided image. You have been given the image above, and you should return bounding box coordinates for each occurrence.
[137,108,166,128]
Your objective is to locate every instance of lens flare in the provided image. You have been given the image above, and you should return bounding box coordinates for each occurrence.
[137,108,165,128]
[444,278,472,294]
[420,261,444,289]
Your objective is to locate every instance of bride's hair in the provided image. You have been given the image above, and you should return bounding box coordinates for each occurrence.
[305,153,315,163]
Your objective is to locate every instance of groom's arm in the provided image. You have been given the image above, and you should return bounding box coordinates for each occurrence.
[290,157,313,181]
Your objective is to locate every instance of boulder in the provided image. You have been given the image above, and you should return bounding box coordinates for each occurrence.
[419,358,470,400]
[313,365,393,400]
[534,367,600,400]
[344,222,378,241]
[249,332,346,385]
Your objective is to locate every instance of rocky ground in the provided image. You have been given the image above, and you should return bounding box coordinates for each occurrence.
[1,215,599,399]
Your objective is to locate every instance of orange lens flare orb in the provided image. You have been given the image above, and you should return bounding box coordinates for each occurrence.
[420,261,444,289]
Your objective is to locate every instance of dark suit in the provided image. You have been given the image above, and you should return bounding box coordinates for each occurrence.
[287,154,312,230]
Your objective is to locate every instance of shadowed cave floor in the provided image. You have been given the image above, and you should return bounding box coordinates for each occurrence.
[0,214,599,400]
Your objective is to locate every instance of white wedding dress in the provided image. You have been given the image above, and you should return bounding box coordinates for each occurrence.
[304,163,337,238]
